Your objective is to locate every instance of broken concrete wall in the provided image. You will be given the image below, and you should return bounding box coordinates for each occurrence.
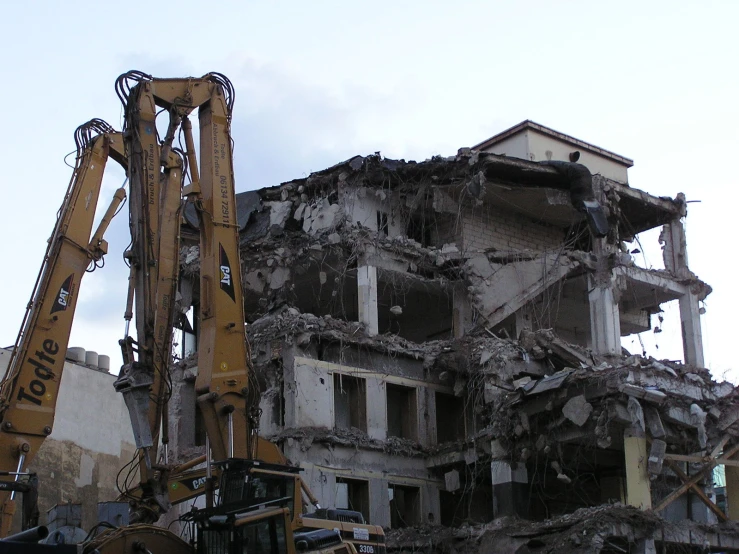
[266,342,451,448]
[341,186,405,238]
[281,434,442,527]
[222,148,708,360]
[29,438,136,533]
[167,358,205,462]
[0,350,137,534]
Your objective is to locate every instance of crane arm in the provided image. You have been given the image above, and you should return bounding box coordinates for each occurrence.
[194,75,256,463]
[0,120,127,537]
[113,72,254,471]
[114,72,187,519]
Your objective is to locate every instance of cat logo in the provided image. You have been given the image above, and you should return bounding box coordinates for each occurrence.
[218,244,235,301]
[220,265,231,286]
[190,477,207,490]
[51,274,74,314]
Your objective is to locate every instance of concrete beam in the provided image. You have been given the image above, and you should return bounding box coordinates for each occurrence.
[614,265,688,298]
[620,308,651,335]
[466,253,579,329]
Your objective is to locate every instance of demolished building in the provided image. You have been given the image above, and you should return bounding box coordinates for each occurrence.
[173,121,739,552]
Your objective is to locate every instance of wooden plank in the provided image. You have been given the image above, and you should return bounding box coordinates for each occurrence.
[655,464,711,513]
[662,458,728,522]
[654,440,738,513]
[665,453,739,468]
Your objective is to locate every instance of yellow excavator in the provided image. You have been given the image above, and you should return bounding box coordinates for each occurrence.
[93,72,369,554]
[0,119,128,540]
[0,71,381,554]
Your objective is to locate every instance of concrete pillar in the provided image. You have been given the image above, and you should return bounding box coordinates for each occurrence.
[423,484,440,525]
[491,461,528,518]
[300,462,334,510]
[725,465,739,521]
[417,388,431,447]
[679,289,704,367]
[624,428,651,510]
[426,387,438,445]
[369,478,390,527]
[588,274,621,355]
[365,378,387,440]
[452,284,472,339]
[357,265,379,335]
[588,236,621,355]
[662,205,705,367]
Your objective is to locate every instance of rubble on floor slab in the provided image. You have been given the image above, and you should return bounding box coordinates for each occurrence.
[388,508,739,553]
[247,305,738,478]
[248,306,443,365]
[484,348,738,467]
[385,504,681,553]
[270,426,426,457]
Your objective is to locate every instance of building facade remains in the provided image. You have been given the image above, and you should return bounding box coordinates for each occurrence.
[171,121,739,552]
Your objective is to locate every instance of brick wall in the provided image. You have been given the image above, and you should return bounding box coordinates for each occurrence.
[461,204,565,252]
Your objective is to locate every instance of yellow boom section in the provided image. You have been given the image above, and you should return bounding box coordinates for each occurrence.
[0,120,127,536]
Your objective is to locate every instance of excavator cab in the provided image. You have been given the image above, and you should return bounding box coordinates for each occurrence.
[217,459,298,513]
[196,506,293,554]
[191,459,353,554]
[196,506,354,554]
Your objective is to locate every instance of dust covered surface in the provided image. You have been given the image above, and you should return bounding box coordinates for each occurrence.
[386,505,667,553]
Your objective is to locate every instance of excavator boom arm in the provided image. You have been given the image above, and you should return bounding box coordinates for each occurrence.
[0,121,127,537]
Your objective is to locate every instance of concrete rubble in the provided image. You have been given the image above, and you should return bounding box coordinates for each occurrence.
[171,126,739,552]
[384,503,739,553]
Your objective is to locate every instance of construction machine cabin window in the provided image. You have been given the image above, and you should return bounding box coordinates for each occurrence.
[389,484,420,528]
[335,477,370,524]
[248,473,296,516]
[236,514,288,554]
[333,373,367,432]
[386,383,418,441]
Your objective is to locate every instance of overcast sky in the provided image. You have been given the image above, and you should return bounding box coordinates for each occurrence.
[0,1,736,379]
